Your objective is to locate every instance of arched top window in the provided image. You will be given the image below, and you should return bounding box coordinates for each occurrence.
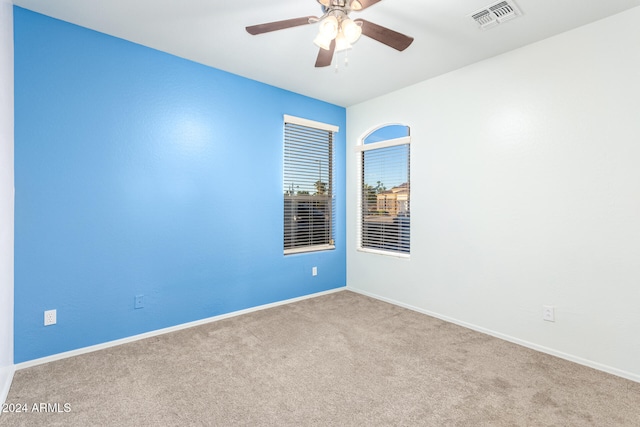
[363,125,410,145]
[357,124,411,256]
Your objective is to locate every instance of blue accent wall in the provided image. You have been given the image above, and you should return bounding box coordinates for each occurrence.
[14,7,346,363]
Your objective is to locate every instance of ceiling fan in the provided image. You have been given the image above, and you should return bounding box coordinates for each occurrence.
[246,0,414,68]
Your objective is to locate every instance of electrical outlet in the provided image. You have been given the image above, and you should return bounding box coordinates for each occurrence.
[135,295,144,309]
[312,266,318,276]
[542,305,555,322]
[44,309,57,326]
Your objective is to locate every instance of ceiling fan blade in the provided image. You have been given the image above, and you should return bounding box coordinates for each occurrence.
[355,19,414,51]
[246,16,317,35]
[315,40,336,67]
[351,0,382,11]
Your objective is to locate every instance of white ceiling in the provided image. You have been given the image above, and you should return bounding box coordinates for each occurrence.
[12,0,640,107]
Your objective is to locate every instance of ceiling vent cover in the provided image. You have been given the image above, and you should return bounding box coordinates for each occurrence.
[470,0,522,30]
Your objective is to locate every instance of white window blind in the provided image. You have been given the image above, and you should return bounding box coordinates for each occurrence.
[359,136,410,255]
[283,115,337,255]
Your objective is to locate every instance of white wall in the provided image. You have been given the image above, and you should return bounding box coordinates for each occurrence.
[0,0,14,405]
[347,7,640,382]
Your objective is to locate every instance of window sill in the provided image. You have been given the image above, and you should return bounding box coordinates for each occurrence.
[284,244,336,255]
[357,247,410,259]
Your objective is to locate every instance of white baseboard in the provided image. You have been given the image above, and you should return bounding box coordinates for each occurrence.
[0,364,15,407]
[347,286,640,384]
[16,287,345,371]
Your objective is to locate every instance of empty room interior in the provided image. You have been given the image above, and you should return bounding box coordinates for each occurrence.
[1,0,639,425]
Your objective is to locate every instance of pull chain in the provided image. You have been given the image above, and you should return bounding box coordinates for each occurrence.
[333,50,351,73]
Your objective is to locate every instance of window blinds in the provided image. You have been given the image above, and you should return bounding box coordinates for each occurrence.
[283,116,336,254]
[360,141,410,254]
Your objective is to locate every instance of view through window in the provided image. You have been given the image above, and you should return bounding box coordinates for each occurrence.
[283,115,337,254]
[359,125,410,255]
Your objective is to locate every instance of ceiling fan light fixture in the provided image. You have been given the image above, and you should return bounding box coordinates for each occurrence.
[313,33,334,50]
[351,0,363,11]
[318,15,339,38]
[334,32,352,52]
[341,18,362,43]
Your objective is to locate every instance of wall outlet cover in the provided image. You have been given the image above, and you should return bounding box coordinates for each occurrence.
[44,309,57,326]
[135,295,144,309]
[542,305,555,322]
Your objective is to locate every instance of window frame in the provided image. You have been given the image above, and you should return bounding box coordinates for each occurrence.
[356,130,411,258]
[283,115,338,255]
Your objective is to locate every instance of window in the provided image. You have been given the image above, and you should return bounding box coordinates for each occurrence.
[283,115,338,254]
[358,125,410,255]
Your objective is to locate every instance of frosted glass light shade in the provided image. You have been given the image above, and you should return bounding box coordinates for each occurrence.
[318,15,339,39]
[341,18,362,44]
[314,33,333,50]
[334,32,352,52]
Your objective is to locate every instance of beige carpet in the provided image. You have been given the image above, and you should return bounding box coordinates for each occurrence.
[1,290,638,426]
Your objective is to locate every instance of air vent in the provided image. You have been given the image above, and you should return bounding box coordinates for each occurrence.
[470,0,522,30]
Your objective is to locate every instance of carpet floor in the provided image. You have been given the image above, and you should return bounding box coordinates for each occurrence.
[1,290,639,426]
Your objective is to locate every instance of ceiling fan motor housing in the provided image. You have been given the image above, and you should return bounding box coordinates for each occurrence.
[318,0,359,13]
[318,0,347,8]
